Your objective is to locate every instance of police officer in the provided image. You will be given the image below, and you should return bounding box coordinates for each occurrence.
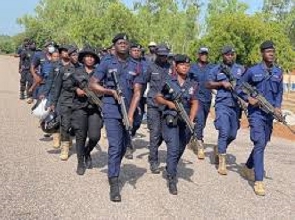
[238,41,283,196]
[19,40,36,101]
[89,33,144,202]
[50,46,76,159]
[145,42,157,63]
[15,38,30,58]
[71,47,102,175]
[40,49,60,104]
[146,44,171,174]
[155,54,198,195]
[124,41,149,159]
[36,48,61,102]
[68,46,81,68]
[30,40,58,102]
[206,46,244,175]
[189,47,214,159]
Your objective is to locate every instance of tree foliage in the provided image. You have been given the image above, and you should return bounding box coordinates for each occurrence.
[0,35,15,54]
[14,0,295,70]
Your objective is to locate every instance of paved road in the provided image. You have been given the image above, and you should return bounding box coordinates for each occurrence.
[0,55,294,219]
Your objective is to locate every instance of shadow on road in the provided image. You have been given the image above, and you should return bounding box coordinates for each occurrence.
[100,163,147,191]
[92,146,108,169]
[132,138,149,150]
[120,164,147,190]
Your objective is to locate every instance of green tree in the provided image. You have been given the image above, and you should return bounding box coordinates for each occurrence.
[0,35,16,54]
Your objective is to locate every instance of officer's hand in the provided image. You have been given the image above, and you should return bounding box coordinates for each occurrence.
[76,88,86,97]
[274,108,283,121]
[222,81,232,90]
[128,116,134,127]
[248,97,258,106]
[167,101,176,110]
[34,74,42,84]
[28,87,33,94]
[111,90,119,102]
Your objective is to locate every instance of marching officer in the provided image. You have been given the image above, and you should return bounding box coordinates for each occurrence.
[189,47,214,159]
[30,40,58,102]
[89,33,144,202]
[125,41,149,159]
[71,47,103,175]
[238,41,283,196]
[51,46,76,159]
[146,44,171,174]
[206,46,244,175]
[155,54,198,195]
[19,40,36,101]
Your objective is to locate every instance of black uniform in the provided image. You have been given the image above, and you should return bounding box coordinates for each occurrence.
[71,67,103,166]
[52,63,76,142]
[19,48,35,97]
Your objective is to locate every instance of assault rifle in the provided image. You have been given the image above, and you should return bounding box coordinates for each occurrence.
[241,82,295,135]
[111,71,134,151]
[164,81,195,134]
[220,64,248,116]
[74,74,103,109]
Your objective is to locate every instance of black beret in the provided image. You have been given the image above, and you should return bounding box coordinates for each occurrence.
[221,45,235,55]
[78,47,100,65]
[130,42,142,49]
[112,33,128,44]
[260,40,275,51]
[174,54,191,64]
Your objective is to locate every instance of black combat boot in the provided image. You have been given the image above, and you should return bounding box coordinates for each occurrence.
[167,175,178,195]
[108,177,121,202]
[85,148,93,169]
[150,162,160,174]
[76,156,86,175]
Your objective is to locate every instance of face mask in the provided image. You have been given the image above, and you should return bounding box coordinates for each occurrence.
[48,46,55,54]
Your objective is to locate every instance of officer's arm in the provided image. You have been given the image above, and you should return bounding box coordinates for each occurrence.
[30,53,42,84]
[154,93,175,109]
[190,99,198,122]
[30,53,39,76]
[189,83,199,121]
[89,63,115,96]
[205,68,225,89]
[274,74,284,108]
[128,83,142,120]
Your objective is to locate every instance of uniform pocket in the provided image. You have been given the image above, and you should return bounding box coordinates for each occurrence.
[216,73,227,81]
[252,74,264,82]
[270,76,280,93]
